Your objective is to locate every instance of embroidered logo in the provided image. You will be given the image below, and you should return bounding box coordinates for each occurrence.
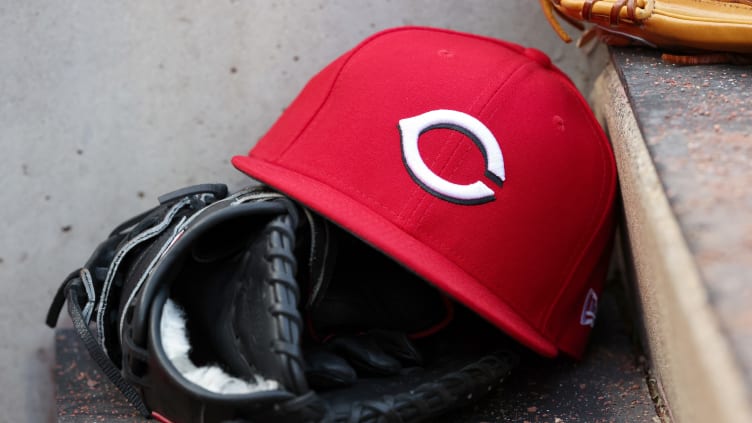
[398,109,505,205]
[580,288,599,328]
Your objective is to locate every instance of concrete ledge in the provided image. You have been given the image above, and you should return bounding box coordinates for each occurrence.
[592,49,752,423]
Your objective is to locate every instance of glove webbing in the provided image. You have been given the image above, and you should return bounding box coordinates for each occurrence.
[316,352,518,423]
[265,214,308,394]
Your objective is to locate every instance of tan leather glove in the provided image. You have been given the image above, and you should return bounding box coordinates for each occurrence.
[541,0,752,64]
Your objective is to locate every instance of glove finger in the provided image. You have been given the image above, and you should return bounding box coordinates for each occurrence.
[367,329,423,366]
[304,347,357,390]
[329,335,401,376]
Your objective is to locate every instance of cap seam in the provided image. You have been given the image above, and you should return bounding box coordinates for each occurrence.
[291,158,406,222]
[409,59,536,230]
[544,127,610,337]
[276,27,410,161]
[412,60,576,338]
[276,26,530,175]
[541,76,616,340]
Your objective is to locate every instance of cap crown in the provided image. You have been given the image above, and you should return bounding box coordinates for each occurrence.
[233,27,617,358]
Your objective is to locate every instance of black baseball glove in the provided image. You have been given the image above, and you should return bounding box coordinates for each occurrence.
[46,183,518,423]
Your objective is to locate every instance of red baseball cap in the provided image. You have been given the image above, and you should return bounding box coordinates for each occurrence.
[232,27,617,358]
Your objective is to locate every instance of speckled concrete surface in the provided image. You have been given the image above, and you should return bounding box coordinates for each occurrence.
[612,50,752,364]
[601,47,752,423]
[0,2,607,422]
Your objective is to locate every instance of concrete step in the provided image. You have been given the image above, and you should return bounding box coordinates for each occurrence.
[592,47,752,423]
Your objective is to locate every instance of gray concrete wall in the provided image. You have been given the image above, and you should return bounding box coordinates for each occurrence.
[0,2,606,421]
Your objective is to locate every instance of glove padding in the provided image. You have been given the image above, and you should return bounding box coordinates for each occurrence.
[46,184,518,423]
[540,0,752,64]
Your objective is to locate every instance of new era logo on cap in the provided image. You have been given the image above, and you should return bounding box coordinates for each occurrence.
[232,27,616,358]
[580,289,599,328]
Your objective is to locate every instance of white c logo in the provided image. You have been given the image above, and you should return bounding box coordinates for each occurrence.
[398,109,505,205]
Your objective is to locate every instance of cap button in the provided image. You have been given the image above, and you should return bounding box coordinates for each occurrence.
[523,47,552,68]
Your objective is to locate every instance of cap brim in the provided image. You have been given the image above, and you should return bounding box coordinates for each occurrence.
[232,155,559,357]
